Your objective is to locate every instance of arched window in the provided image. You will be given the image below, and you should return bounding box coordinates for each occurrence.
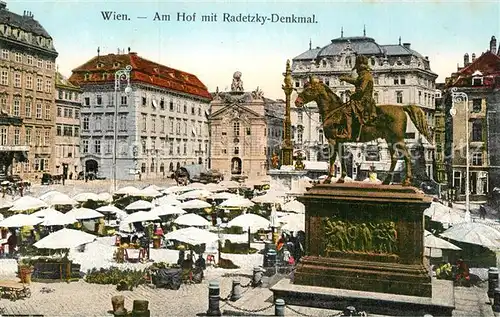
[169,162,174,172]
[176,162,181,170]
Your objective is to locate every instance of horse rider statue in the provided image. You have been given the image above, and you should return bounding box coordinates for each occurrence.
[338,55,378,141]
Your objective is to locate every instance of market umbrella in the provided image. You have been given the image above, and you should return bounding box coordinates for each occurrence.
[252,192,284,204]
[279,213,305,232]
[122,211,160,224]
[114,186,143,196]
[179,199,211,209]
[164,227,218,245]
[281,200,305,214]
[144,184,164,192]
[424,230,461,257]
[8,196,48,212]
[163,186,194,194]
[219,197,254,208]
[204,183,226,192]
[219,180,240,189]
[34,228,97,249]
[424,202,464,225]
[73,193,101,202]
[32,207,63,218]
[139,187,163,198]
[210,192,238,200]
[96,205,123,215]
[0,214,43,227]
[227,213,271,232]
[124,200,154,211]
[97,192,113,203]
[151,205,186,216]
[40,212,78,227]
[440,222,500,250]
[66,208,104,220]
[174,213,211,227]
[178,189,212,200]
[39,190,63,201]
[154,195,181,206]
[42,192,78,206]
[186,182,207,190]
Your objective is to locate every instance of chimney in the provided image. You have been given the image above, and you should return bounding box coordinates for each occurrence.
[403,43,411,49]
[464,53,469,66]
[0,1,6,10]
[490,36,497,53]
[128,47,131,54]
[472,53,476,62]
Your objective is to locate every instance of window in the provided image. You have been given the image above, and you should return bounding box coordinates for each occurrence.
[374,76,379,85]
[161,117,165,132]
[57,107,62,117]
[95,116,102,131]
[169,101,174,111]
[12,99,20,117]
[84,97,90,106]
[0,128,6,145]
[119,115,127,131]
[183,104,187,114]
[169,117,174,134]
[83,117,90,130]
[472,120,483,141]
[374,92,379,104]
[36,77,43,91]
[151,116,156,132]
[121,95,127,105]
[472,77,483,86]
[45,79,51,93]
[37,59,43,68]
[160,98,165,109]
[63,126,72,136]
[183,142,187,155]
[36,103,42,118]
[35,129,41,146]
[106,115,113,131]
[141,163,146,173]
[198,106,201,116]
[472,99,482,112]
[64,108,69,118]
[246,127,251,135]
[96,95,102,105]
[26,75,33,89]
[1,49,8,60]
[74,127,79,137]
[25,128,31,145]
[400,77,406,85]
[472,152,483,166]
[234,147,239,155]
[75,110,79,119]
[297,112,303,123]
[14,72,21,88]
[142,114,147,131]
[233,121,240,136]
[418,91,422,104]
[45,104,51,120]
[0,70,8,85]
[56,125,62,136]
[46,60,52,70]
[44,130,50,145]
[13,129,20,145]
[396,91,403,104]
[94,140,101,154]
[27,55,33,65]
[82,140,89,153]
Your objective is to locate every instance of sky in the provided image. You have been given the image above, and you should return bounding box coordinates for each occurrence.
[6,0,500,99]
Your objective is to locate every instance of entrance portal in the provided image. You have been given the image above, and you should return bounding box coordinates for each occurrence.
[231,157,242,175]
[85,159,98,173]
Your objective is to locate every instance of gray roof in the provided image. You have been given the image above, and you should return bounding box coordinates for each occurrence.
[294,36,425,60]
[0,8,51,38]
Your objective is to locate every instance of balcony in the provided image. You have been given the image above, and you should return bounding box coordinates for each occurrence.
[0,145,30,152]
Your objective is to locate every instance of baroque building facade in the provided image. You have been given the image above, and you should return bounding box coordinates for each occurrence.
[54,72,82,178]
[69,50,211,180]
[209,72,284,180]
[443,36,500,201]
[0,3,58,178]
[290,34,437,181]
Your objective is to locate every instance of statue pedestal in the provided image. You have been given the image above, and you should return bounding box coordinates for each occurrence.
[267,166,307,194]
[270,183,454,315]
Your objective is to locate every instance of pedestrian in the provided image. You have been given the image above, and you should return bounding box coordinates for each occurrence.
[480,205,486,220]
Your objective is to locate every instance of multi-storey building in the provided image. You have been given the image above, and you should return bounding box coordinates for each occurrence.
[443,36,500,201]
[433,83,447,185]
[290,34,437,181]
[0,3,58,178]
[209,72,284,180]
[69,50,211,180]
[54,72,82,179]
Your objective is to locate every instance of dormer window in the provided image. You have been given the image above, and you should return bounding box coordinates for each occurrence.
[84,73,90,81]
[101,73,107,80]
[113,62,121,68]
[153,67,159,73]
[472,71,483,86]
[97,62,104,68]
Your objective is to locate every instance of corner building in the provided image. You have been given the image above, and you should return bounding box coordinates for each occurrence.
[69,51,211,180]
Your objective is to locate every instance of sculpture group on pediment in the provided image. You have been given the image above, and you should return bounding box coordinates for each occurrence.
[323,218,398,255]
[252,86,264,100]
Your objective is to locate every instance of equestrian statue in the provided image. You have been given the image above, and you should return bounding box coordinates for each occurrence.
[295,55,432,186]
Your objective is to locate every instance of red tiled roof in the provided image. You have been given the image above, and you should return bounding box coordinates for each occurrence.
[448,51,500,88]
[69,53,212,100]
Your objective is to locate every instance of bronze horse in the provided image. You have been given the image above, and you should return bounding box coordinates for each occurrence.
[295,76,432,186]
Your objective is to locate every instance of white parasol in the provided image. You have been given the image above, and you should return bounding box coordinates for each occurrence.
[440,222,500,250]
[139,187,163,198]
[252,191,284,204]
[122,211,160,224]
[174,213,211,227]
[151,205,186,216]
[66,208,104,220]
[32,207,63,218]
[154,195,181,206]
[97,192,113,202]
[39,190,63,201]
[0,214,43,227]
[424,230,461,251]
[186,182,207,190]
[204,183,226,192]
[114,186,143,196]
[281,200,305,214]
[219,197,255,208]
[179,199,212,209]
[219,180,240,189]
[34,228,97,249]
[144,184,164,192]
[210,192,238,200]
[124,200,154,211]
[40,212,78,227]
[8,196,48,212]
[164,227,219,245]
[73,192,100,202]
[227,213,271,232]
[279,213,305,232]
[96,205,123,215]
[42,192,78,206]
[163,186,194,194]
[424,202,464,225]
[178,189,212,200]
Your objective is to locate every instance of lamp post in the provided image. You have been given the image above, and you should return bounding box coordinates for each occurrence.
[113,65,132,192]
[450,87,470,221]
[281,60,294,166]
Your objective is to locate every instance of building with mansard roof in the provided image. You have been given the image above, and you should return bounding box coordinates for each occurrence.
[0,2,58,179]
[69,50,211,180]
[209,72,284,180]
[442,36,500,201]
[290,32,437,183]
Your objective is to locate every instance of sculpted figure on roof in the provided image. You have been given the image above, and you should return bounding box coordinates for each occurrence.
[231,71,244,92]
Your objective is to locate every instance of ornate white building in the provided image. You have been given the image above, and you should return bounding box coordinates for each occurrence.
[291,34,438,181]
[69,50,211,180]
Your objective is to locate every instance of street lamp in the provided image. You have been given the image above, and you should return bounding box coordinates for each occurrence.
[450,87,470,222]
[113,65,132,191]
